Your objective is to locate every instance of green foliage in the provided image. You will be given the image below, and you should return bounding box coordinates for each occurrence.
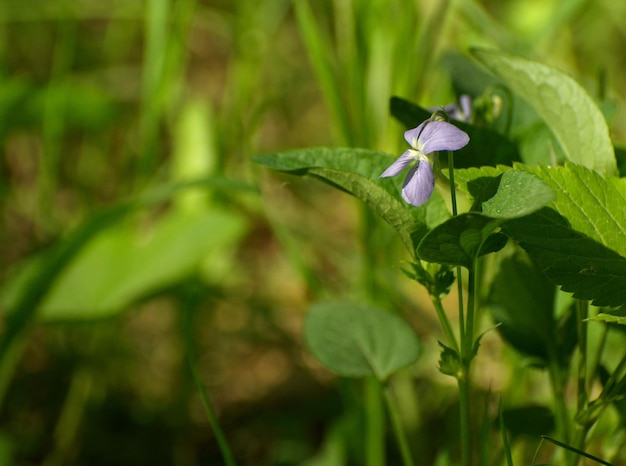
[304,301,421,381]
[488,253,577,366]
[418,169,554,267]
[472,48,617,176]
[254,148,450,254]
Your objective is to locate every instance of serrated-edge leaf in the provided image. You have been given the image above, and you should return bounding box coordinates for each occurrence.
[472,48,617,175]
[504,207,626,306]
[518,163,626,258]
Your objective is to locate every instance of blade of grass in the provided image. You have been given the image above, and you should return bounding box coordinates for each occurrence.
[542,435,613,466]
[182,289,236,466]
[294,0,353,145]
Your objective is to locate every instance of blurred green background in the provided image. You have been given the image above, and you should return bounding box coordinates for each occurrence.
[1,0,626,465]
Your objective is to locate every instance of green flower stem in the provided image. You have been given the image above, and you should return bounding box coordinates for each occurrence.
[457,368,472,466]
[365,377,386,466]
[576,300,589,414]
[448,148,473,466]
[383,382,415,466]
[457,263,478,466]
[447,151,466,344]
[567,300,591,466]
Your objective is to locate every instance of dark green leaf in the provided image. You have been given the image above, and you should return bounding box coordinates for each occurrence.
[500,406,555,440]
[488,253,557,363]
[417,213,503,268]
[504,208,626,306]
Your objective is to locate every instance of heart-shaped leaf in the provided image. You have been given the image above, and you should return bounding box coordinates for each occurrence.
[304,301,421,381]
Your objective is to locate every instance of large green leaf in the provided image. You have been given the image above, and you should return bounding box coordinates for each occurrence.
[504,208,626,306]
[35,208,246,320]
[521,163,626,257]
[418,168,554,267]
[253,148,450,254]
[304,301,421,381]
[472,48,617,175]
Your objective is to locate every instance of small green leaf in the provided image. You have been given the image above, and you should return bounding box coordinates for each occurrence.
[471,48,617,175]
[417,213,503,268]
[304,301,421,381]
[254,148,450,254]
[438,341,461,377]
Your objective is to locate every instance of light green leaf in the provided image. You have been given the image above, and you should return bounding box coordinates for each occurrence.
[481,170,555,218]
[254,148,450,254]
[304,301,421,381]
[472,48,617,175]
[36,209,246,320]
[521,163,626,258]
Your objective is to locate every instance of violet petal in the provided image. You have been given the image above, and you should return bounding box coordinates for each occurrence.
[401,160,435,206]
[379,150,415,177]
[418,120,469,154]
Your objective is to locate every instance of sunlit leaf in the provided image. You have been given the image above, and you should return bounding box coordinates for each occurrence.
[254,148,450,254]
[472,49,617,175]
[304,301,420,381]
[36,209,247,320]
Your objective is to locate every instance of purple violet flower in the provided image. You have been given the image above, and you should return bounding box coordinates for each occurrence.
[379,119,469,206]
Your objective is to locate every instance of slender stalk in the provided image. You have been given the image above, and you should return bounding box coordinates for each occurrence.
[576,300,589,415]
[457,368,472,466]
[432,295,460,353]
[447,148,472,466]
[463,264,477,358]
[567,300,590,466]
[383,382,415,466]
[447,151,466,345]
[183,300,236,466]
[365,377,385,466]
